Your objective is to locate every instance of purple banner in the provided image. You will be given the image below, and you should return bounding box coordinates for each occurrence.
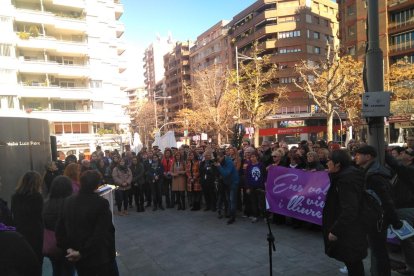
[266,166,330,225]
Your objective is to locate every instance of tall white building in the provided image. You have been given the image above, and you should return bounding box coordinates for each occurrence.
[0,0,130,153]
[143,34,175,96]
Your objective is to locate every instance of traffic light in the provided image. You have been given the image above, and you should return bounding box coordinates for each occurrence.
[310,105,317,114]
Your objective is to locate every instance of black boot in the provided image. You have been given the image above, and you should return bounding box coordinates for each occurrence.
[181,192,186,210]
[227,216,235,224]
[176,193,182,210]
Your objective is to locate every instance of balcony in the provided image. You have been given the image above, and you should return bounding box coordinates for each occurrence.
[388,18,414,35]
[116,21,125,38]
[18,58,90,77]
[115,3,124,20]
[15,8,87,32]
[118,59,127,73]
[258,39,277,50]
[19,85,93,100]
[389,41,414,55]
[117,40,126,55]
[388,0,411,11]
[16,35,88,55]
[52,0,86,9]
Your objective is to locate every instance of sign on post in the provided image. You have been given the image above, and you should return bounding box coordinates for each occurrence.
[362,91,391,117]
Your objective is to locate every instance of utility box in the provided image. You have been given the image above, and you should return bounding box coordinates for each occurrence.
[362,91,391,117]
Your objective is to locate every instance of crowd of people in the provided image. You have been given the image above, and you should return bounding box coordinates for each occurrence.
[0,136,413,276]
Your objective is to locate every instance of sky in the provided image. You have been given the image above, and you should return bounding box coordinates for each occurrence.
[120,0,256,87]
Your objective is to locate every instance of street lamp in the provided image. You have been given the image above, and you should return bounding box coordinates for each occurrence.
[332,108,343,146]
[235,46,262,123]
[153,93,171,130]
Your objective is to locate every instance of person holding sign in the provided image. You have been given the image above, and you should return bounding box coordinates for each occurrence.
[322,149,367,276]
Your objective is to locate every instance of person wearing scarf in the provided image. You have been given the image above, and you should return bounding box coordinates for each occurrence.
[186,151,201,211]
[112,158,132,216]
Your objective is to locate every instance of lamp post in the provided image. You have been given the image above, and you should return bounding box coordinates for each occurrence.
[153,93,171,130]
[332,108,343,146]
[234,46,262,123]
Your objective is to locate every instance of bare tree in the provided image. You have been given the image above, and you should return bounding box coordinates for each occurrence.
[176,66,235,145]
[294,51,363,142]
[235,42,286,146]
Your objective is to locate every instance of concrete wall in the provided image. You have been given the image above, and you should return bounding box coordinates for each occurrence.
[0,117,51,205]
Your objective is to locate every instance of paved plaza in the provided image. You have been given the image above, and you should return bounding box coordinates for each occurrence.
[43,206,403,275]
[114,209,348,276]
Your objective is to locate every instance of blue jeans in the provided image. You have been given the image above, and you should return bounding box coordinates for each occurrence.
[226,185,238,218]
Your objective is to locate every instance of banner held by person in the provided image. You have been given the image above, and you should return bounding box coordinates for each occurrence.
[266,166,330,225]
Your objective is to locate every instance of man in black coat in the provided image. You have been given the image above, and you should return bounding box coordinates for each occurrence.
[355,145,403,276]
[385,148,414,275]
[56,170,116,276]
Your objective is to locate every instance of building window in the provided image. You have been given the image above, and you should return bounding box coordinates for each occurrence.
[280,77,296,84]
[348,25,356,37]
[314,16,320,24]
[391,8,414,28]
[306,14,312,23]
[347,4,355,16]
[278,30,301,39]
[348,46,356,55]
[314,47,321,54]
[90,80,102,88]
[0,44,12,57]
[278,15,300,23]
[279,47,301,54]
[391,31,414,51]
[93,101,104,109]
[313,32,320,39]
[1,96,15,109]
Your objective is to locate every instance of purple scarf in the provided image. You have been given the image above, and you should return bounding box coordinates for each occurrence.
[0,223,16,231]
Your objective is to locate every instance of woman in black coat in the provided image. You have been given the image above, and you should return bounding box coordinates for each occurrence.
[322,149,367,276]
[56,170,116,276]
[43,175,75,276]
[11,171,44,276]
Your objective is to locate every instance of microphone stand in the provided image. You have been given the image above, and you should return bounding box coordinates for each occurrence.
[266,212,276,276]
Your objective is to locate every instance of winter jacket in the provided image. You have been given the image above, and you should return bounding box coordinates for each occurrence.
[217,157,239,189]
[11,192,44,266]
[112,166,132,191]
[322,166,368,263]
[385,153,414,209]
[364,160,401,230]
[56,192,115,270]
[130,163,145,186]
[186,160,201,192]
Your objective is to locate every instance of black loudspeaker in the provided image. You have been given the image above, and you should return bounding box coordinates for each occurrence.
[50,136,57,161]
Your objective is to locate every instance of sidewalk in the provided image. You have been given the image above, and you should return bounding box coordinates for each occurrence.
[114,208,345,276]
[43,207,402,275]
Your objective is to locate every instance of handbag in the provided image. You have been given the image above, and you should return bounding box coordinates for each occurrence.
[42,228,61,257]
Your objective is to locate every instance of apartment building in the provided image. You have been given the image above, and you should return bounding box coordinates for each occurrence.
[228,0,340,142]
[163,41,193,121]
[124,86,147,129]
[190,20,232,74]
[0,0,130,153]
[143,34,175,98]
[338,0,414,140]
